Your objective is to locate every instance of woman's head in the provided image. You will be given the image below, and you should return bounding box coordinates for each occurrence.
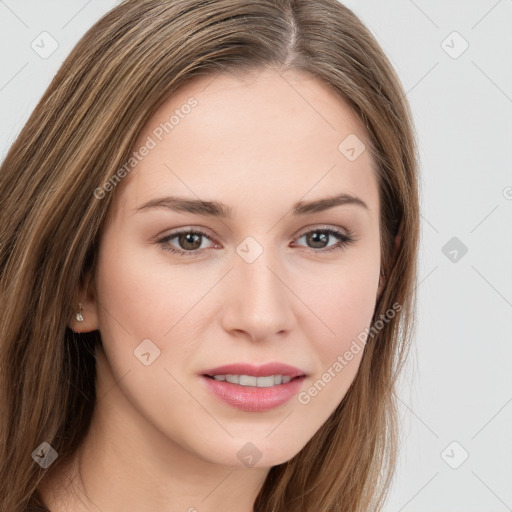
[0,1,419,511]
[75,66,382,462]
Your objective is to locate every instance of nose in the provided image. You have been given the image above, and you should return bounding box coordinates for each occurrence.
[220,247,294,343]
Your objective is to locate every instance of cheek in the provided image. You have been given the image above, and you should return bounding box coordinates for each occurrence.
[298,255,378,374]
[292,266,377,419]
[95,233,184,339]
[93,238,205,436]
[94,234,213,390]
[319,270,377,336]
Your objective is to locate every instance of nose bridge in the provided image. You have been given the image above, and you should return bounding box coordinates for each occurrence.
[223,239,293,338]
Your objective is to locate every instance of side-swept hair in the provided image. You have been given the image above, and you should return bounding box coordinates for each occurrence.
[0,1,420,510]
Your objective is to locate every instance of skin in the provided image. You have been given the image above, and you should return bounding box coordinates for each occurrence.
[40,68,389,512]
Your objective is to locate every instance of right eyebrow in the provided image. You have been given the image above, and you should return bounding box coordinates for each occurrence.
[134,196,231,217]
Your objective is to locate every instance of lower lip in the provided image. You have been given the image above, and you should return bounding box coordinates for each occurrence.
[200,375,306,412]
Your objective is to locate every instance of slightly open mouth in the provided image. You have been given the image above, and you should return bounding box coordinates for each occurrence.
[203,373,306,388]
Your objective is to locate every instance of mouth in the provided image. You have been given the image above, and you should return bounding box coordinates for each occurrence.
[199,362,308,412]
[202,373,306,387]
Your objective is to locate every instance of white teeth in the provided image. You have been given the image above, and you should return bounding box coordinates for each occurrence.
[254,375,274,387]
[210,374,295,387]
[239,375,257,386]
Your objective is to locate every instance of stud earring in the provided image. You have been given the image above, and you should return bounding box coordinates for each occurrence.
[76,303,84,322]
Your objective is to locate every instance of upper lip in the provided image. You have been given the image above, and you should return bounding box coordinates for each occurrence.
[201,362,307,379]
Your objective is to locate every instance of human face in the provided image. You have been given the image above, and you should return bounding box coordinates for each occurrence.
[87,68,381,468]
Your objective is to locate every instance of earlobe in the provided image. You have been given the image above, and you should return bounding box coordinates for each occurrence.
[70,300,99,333]
[76,303,84,322]
[69,272,99,333]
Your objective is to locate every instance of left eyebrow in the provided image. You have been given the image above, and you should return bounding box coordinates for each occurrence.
[134,192,369,218]
[292,193,369,215]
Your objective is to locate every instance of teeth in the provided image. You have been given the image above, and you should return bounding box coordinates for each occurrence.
[211,374,294,387]
[225,374,239,384]
[239,375,258,386]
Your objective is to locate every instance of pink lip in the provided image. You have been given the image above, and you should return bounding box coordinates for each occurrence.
[200,362,308,412]
[201,362,306,378]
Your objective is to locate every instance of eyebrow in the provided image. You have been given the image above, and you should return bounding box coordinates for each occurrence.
[135,192,368,217]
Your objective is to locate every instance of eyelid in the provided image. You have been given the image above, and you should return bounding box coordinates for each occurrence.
[294,223,351,238]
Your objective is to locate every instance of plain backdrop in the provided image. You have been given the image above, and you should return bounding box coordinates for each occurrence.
[1,1,511,511]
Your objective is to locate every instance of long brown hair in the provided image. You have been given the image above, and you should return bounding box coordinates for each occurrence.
[0,1,420,510]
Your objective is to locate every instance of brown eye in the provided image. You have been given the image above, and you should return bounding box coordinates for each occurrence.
[158,229,215,257]
[304,231,330,249]
[176,232,203,251]
[294,227,355,253]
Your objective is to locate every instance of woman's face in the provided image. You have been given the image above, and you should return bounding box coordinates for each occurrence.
[84,68,381,468]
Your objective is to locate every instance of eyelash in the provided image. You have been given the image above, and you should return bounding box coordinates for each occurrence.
[157,226,356,258]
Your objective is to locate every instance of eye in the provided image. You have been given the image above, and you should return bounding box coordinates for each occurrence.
[157,228,217,258]
[156,226,356,257]
[292,227,356,253]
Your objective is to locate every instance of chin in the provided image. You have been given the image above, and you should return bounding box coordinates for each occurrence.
[195,432,308,469]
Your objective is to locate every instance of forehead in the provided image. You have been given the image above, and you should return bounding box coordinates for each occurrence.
[112,68,379,220]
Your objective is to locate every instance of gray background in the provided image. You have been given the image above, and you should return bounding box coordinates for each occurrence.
[1,1,511,510]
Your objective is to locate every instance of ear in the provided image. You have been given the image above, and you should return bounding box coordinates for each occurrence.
[69,270,99,333]
[376,233,401,300]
